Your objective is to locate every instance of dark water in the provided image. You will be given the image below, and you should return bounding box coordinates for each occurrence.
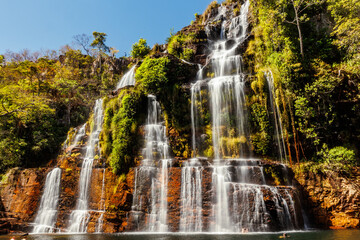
[2,231,360,240]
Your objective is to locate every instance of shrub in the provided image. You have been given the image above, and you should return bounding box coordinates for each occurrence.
[135,57,170,95]
[317,144,357,171]
[181,48,195,62]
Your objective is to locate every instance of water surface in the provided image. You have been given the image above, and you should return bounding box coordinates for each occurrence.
[2,230,360,240]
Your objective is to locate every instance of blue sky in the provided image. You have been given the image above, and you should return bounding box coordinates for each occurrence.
[0,0,214,56]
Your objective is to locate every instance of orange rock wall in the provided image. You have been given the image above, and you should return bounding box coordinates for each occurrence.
[295,168,360,229]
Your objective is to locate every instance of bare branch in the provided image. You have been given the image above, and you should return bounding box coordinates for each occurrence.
[73,34,91,55]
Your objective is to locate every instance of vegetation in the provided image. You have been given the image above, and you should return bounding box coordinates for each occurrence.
[1,0,359,176]
[101,90,146,174]
[167,32,197,61]
[246,0,359,170]
[130,38,151,59]
[0,32,122,174]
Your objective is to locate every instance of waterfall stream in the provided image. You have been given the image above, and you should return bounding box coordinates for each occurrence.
[67,99,104,233]
[265,71,288,163]
[32,168,62,233]
[116,65,136,90]
[130,95,171,232]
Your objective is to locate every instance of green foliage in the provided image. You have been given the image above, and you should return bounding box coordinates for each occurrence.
[264,166,281,185]
[135,57,170,95]
[250,103,271,155]
[167,33,196,61]
[328,0,360,74]
[0,44,119,174]
[247,0,359,166]
[102,90,146,174]
[317,144,357,171]
[130,38,151,59]
[181,48,195,62]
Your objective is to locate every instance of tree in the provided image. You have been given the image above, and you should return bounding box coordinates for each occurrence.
[91,32,110,53]
[130,38,151,59]
[281,0,324,58]
[327,0,360,74]
[73,33,91,55]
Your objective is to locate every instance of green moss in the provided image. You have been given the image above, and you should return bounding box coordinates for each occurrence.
[101,90,146,174]
[264,166,281,186]
[167,33,196,61]
[135,57,170,95]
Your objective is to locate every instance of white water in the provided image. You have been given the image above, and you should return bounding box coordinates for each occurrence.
[187,0,300,232]
[190,80,204,157]
[95,168,106,233]
[67,99,104,233]
[130,95,171,232]
[32,168,62,233]
[71,123,87,149]
[265,71,288,163]
[179,158,203,232]
[116,65,136,90]
[207,1,251,231]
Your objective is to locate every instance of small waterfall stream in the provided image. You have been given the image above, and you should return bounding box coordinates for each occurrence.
[95,167,106,233]
[32,168,62,233]
[67,99,104,233]
[265,71,288,163]
[116,65,136,90]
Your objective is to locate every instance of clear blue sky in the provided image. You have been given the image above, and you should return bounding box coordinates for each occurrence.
[0,0,214,56]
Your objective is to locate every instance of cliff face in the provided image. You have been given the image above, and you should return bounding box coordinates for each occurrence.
[0,168,48,234]
[295,168,360,229]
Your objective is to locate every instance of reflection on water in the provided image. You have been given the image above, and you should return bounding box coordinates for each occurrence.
[1,231,360,240]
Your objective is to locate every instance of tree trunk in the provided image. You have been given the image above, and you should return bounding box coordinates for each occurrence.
[293,2,304,58]
[66,105,71,126]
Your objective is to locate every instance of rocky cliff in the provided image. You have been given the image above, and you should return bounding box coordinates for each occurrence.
[0,168,47,234]
[295,168,360,229]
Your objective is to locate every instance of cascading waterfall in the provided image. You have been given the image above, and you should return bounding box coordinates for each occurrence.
[265,71,288,163]
[32,168,62,233]
[30,1,306,234]
[115,65,136,90]
[186,0,301,232]
[129,95,171,232]
[67,99,104,233]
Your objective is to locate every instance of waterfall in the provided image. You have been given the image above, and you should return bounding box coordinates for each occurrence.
[185,0,301,232]
[179,158,203,232]
[265,71,288,163]
[32,168,62,233]
[115,65,136,90]
[71,123,87,149]
[190,80,204,157]
[207,0,251,231]
[67,99,104,233]
[129,95,171,232]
